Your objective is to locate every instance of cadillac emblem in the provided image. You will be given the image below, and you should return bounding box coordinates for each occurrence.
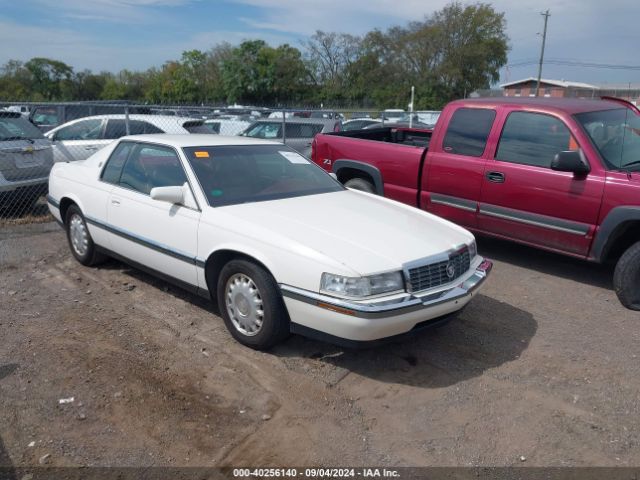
[445,261,456,279]
[22,146,34,154]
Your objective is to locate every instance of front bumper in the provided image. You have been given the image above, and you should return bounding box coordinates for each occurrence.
[280,257,492,344]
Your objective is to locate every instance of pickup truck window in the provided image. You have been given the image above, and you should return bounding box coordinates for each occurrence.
[496,111,575,168]
[442,108,495,157]
[575,108,640,171]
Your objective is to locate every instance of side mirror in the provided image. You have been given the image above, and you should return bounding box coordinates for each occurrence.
[551,150,590,174]
[150,184,185,205]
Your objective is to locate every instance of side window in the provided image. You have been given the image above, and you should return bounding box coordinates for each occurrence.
[142,122,163,134]
[496,112,576,168]
[442,108,496,157]
[119,144,187,195]
[285,123,323,138]
[101,142,133,184]
[54,119,103,141]
[104,119,128,139]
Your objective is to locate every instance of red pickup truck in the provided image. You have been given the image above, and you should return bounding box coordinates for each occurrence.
[311,97,640,309]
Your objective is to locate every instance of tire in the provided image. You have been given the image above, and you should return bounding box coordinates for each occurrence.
[613,240,640,310]
[65,205,106,267]
[217,259,290,349]
[344,177,376,194]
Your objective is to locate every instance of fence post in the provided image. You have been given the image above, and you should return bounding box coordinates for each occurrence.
[281,109,286,145]
[125,106,130,135]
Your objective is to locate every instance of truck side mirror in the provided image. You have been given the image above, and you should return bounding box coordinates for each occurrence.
[551,150,590,175]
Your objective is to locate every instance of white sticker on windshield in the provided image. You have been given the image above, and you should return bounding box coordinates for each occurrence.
[279,151,309,164]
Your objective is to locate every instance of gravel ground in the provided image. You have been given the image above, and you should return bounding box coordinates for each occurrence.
[0,222,639,468]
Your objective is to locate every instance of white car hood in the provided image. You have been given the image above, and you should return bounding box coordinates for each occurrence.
[216,190,474,275]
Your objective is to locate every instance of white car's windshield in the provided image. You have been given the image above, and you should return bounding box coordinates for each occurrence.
[183,144,343,207]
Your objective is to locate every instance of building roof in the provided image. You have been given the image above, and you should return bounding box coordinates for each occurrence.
[500,77,598,90]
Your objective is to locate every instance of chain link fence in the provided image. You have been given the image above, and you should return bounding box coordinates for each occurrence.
[0,102,440,222]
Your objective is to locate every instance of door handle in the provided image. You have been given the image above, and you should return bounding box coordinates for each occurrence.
[486,171,505,183]
[84,146,99,151]
[111,198,121,206]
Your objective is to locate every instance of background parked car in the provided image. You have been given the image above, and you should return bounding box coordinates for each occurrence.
[29,102,151,132]
[342,118,381,131]
[45,115,208,163]
[202,118,252,136]
[0,111,53,212]
[241,118,342,157]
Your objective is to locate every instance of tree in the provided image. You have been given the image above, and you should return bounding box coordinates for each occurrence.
[220,40,309,105]
[24,57,74,100]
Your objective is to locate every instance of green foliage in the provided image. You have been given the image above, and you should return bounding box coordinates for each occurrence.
[0,2,508,108]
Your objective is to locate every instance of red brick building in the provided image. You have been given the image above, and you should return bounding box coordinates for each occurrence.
[501,77,598,98]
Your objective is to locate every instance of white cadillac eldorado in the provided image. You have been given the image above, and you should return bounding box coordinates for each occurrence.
[47,134,492,349]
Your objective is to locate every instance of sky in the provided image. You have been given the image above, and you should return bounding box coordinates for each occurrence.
[0,0,638,87]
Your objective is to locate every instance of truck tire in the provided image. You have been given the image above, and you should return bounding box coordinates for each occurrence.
[613,240,640,310]
[344,177,375,194]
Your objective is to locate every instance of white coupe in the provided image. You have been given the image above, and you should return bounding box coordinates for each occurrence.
[47,134,492,349]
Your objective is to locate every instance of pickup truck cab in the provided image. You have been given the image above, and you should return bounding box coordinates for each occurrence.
[311,97,640,310]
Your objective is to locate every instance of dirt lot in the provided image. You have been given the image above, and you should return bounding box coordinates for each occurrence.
[0,222,639,468]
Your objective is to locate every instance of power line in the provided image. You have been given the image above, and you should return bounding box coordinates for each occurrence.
[507,59,640,70]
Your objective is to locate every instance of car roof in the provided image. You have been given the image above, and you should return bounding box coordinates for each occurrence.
[46,114,202,133]
[449,97,627,114]
[121,134,281,147]
[251,118,337,125]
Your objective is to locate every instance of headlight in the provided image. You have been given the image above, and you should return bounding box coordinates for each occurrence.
[468,239,477,258]
[320,271,405,299]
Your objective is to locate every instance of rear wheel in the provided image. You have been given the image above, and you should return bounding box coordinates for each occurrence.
[344,177,375,193]
[217,259,290,349]
[614,240,640,310]
[65,205,106,266]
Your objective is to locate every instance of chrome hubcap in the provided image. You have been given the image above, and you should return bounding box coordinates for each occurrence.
[226,274,264,336]
[69,214,89,256]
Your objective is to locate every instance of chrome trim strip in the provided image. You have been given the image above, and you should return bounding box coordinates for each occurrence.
[430,193,477,213]
[479,203,590,236]
[84,215,205,268]
[46,195,60,209]
[280,259,492,320]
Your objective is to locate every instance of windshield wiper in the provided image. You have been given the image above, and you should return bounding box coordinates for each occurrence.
[621,160,640,171]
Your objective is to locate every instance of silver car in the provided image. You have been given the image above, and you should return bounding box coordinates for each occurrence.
[45,114,208,163]
[241,118,341,157]
[0,112,53,210]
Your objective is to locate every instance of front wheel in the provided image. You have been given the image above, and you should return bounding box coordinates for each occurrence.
[65,205,106,266]
[344,177,375,194]
[613,240,640,310]
[217,259,290,349]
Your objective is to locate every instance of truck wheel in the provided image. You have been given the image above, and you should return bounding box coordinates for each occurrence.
[613,240,640,310]
[344,177,375,194]
[65,205,107,267]
[217,259,290,349]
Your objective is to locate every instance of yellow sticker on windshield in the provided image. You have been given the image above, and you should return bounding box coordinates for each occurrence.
[194,151,210,158]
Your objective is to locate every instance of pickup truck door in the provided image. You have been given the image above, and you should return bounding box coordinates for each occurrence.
[478,109,605,257]
[423,107,497,229]
[104,142,201,287]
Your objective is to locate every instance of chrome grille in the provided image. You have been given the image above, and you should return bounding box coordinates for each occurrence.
[407,247,470,292]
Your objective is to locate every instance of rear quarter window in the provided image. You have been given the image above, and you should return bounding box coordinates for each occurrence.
[442,108,496,157]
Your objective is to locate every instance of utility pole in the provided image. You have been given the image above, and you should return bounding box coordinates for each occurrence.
[535,9,551,97]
